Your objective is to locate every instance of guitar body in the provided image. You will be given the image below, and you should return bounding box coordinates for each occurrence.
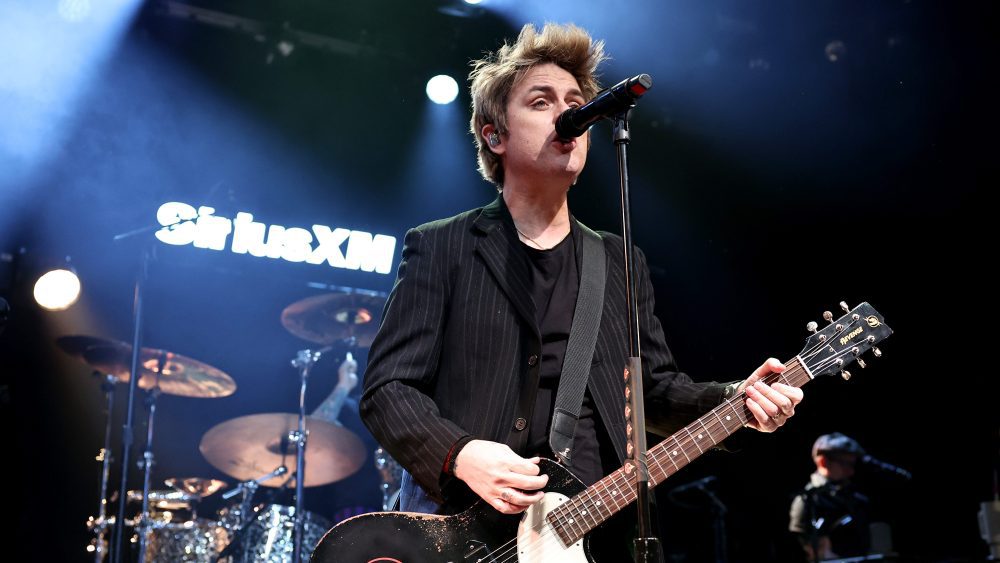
[310,459,596,563]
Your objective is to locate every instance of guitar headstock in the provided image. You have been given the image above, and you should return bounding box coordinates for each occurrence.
[798,301,892,380]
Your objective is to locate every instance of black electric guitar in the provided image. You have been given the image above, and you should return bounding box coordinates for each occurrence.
[310,302,892,563]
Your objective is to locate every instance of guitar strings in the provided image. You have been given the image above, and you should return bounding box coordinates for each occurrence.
[488,339,862,562]
[492,350,856,562]
[475,320,870,562]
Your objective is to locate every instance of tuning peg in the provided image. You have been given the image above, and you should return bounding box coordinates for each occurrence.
[873,347,882,358]
[857,358,867,368]
[841,369,852,381]
[840,301,850,313]
[806,321,818,333]
[823,311,834,323]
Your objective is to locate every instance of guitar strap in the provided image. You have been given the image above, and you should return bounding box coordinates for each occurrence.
[549,223,606,466]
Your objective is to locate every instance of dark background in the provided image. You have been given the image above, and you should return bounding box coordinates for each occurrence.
[1,0,996,561]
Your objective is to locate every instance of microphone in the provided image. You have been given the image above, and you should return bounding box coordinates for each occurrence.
[555,73,653,139]
[671,475,717,494]
[861,455,912,480]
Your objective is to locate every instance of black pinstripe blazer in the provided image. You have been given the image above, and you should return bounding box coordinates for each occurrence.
[360,196,729,505]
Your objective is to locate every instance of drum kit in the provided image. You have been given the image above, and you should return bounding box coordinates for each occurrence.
[63,289,402,562]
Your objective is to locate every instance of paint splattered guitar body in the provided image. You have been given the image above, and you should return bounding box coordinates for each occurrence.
[310,459,593,562]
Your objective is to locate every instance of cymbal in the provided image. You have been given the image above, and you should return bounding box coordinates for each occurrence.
[280,292,385,347]
[199,413,366,487]
[165,477,227,498]
[126,489,194,510]
[56,335,236,398]
[56,335,132,378]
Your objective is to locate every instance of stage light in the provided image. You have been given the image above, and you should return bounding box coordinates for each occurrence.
[426,75,459,105]
[463,0,484,4]
[33,268,81,311]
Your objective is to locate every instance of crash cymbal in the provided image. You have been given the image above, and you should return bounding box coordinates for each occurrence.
[280,292,385,347]
[199,413,366,487]
[164,477,227,498]
[56,335,236,398]
[126,348,235,398]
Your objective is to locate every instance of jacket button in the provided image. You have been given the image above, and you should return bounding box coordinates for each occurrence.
[513,417,527,431]
[527,354,538,367]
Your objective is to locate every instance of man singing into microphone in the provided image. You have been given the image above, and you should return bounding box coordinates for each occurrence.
[359,22,803,558]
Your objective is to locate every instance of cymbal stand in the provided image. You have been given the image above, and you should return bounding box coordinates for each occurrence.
[87,372,118,562]
[111,245,152,563]
[217,465,288,562]
[289,346,329,563]
[135,354,166,563]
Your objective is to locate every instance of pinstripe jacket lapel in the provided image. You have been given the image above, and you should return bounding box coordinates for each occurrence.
[472,198,538,338]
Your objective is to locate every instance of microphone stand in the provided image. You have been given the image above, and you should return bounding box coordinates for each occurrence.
[110,243,153,563]
[703,487,729,563]
[667,478,727,563]
[802,487,824,563]
[613,107,663,563]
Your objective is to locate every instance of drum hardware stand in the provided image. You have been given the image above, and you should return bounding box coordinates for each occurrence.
[87,372,119,562]
[289,345,329,563]
[374,447,398,511]
[216,465,288,562]
[134,354,166,563]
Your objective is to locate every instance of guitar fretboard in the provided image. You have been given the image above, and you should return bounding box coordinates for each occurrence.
[545,357,812,546]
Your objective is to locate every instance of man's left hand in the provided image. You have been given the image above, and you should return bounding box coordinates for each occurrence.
[738,358,803,433]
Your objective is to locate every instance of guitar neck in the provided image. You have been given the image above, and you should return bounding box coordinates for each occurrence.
[547,357,813,546]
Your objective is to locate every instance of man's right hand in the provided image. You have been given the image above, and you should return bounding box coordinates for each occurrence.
[453,439,549,514]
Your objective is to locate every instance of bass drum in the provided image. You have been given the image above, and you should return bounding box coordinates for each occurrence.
[240,504,331,562]
[143,518,229,562]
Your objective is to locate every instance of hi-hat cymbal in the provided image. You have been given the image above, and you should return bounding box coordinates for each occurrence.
[56,335,132,378]
[165,477,227,498]
[280,292,385,347]
[199,413,366,487]
[56,335,236,398]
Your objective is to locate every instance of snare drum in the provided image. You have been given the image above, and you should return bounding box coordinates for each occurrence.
[142,518,228,562]
[240,504,331,562]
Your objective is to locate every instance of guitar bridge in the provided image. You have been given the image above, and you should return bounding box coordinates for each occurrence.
[464,539,494,561]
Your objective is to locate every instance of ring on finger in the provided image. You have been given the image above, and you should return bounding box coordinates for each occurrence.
[500,490,511,503]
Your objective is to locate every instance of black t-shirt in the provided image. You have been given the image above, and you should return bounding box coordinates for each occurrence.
[522,232,605,486]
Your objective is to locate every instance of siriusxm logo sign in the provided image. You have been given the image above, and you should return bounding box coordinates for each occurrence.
[155,202,397,275]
